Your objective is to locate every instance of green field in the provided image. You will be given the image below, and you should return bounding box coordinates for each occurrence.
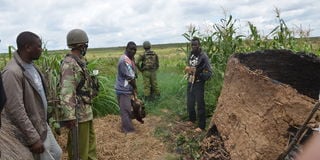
[1,38,320,159]
[1,11,320,158]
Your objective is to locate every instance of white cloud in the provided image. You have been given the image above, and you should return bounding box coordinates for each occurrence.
[0,0,319,53]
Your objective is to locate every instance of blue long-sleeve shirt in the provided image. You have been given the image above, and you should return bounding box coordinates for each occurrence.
[115,53,136,95]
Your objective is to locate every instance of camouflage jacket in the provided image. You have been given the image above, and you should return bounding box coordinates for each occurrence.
[59,54,94,123]
[135,50,159,71]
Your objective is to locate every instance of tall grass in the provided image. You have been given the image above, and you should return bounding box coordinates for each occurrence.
[87,58,119,116]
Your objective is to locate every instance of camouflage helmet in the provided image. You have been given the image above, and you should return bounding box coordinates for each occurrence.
[66,29,88,48]
[143,41,151,49]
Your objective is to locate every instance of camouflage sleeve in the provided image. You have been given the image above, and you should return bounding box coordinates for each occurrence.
[59,59,79,121]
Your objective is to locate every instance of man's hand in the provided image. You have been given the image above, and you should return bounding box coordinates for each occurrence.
[129,79,137,91]
[133,89,138,100]
[30,139,44,154]
[184,66,196,74]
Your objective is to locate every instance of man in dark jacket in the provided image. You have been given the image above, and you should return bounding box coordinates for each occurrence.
[185,37,213,132]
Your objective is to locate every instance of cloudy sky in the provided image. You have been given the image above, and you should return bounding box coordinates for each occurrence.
[0,0,319,52]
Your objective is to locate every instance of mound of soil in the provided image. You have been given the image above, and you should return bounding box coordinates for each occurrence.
[210,50,320,160]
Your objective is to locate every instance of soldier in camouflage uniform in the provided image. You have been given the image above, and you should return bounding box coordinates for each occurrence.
[59,29,97,160]
[135,41,160,100]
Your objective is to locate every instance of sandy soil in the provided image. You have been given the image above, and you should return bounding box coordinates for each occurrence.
[56,115,171,160]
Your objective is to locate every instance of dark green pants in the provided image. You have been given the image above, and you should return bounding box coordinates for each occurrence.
[142,70,160,97]
[67,120,97,160]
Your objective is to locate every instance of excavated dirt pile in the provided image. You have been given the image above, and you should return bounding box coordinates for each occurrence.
[209,50,320,160]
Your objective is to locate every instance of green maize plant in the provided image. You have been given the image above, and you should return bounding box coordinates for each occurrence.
[0,46,15,69]
[86,58,119,117]
[34,47,63,131]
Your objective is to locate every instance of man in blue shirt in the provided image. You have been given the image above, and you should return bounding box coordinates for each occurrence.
[115,41,138,133]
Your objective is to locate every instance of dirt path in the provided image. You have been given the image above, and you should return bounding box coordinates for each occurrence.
[56,115,172,160]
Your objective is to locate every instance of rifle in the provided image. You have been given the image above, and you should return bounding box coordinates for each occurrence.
[188,66,196,92]
[71,100,80,160]
[187,58,211,92]
[71,122,79,160]
[60,100,80,160]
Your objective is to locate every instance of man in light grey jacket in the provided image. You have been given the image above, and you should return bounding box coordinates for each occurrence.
[2,31,62,160]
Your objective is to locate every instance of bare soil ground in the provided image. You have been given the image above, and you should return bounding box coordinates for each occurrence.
[56,115,173,160]
[1,109,224,160]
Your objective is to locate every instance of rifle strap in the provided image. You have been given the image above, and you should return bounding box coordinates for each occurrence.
[64,54,88,96]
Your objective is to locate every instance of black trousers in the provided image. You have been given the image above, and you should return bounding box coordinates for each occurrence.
[187,81,206,129]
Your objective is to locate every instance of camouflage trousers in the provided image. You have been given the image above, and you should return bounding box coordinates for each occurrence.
[142,70,160,97]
